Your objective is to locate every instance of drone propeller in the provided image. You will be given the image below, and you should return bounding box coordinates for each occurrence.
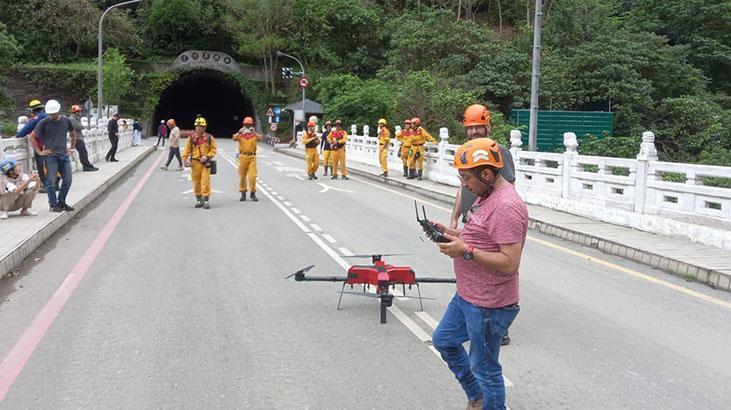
[342,253,411,259]
[284,264,315,280]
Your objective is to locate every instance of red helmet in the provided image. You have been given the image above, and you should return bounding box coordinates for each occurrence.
[243,116,254,125]
[307,121,316,127]
[71,105,82,114]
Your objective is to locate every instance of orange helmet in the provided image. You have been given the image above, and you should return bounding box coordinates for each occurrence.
[307,121,316,127]
[243,116,254,125]
[411,117,421,126]
[71,105,82,113]
[463,104,491,127]
[454,138,503,170]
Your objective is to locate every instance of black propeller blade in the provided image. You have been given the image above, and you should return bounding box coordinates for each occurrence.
[342,253,411,259]
[284,264,315,280]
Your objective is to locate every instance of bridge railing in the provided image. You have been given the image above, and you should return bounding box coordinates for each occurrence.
[1,117,134,174]
[292,125,731,250]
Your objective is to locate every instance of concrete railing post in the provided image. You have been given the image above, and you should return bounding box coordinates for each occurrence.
[635,131,658,213]
[436,127,450,175]
[562,132,578,199]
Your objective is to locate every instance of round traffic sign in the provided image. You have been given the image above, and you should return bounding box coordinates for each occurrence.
[270,123,278,131]
[299,77,309,88]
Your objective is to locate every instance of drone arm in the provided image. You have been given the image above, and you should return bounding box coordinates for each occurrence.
[416,277,457,284]
[298,275,349,282]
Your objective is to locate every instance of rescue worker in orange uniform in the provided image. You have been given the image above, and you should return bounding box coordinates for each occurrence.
[302,121,321,180]
[395,118,413,177]
[377,118,391,177]
[407,117,437,180]
[233,116,262,201]
[182,116,217,209]
[327,119,349,180]
[320,120,334,176]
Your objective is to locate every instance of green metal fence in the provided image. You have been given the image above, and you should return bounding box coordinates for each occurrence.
[510,110,614,152]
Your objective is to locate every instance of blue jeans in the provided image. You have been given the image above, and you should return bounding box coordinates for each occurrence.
[42,155,73,207]
[433,294,519,410]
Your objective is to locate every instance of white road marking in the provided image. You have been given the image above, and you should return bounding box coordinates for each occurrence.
[271,191,278,195]
[300,215,311,222]
[283,201,292,207]
[273,161,283,165]
[322,234,337,244]
[276,196,285,201]
[291,208,301,214]
[317,183,356,194]
[338,247,353,256]
[416,311,441,330]
[310,224,322,232]
[288,173,305,181]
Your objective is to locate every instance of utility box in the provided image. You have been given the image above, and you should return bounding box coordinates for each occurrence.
[510,110,614,152]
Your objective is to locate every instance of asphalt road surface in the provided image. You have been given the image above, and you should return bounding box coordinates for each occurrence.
[0,141,729,409]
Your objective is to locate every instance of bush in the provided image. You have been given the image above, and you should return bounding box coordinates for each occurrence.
[578,134,641,158]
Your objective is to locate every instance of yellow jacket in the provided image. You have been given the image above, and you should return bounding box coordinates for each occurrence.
[327,129,348,150]
[378,127,391,146]
[233,128,259,154]
[183,133,217,160]
[396,129,413,147]
[410,127,436,145]
[301,130,320,148]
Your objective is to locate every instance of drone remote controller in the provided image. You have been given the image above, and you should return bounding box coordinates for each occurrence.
[415,201,450,243]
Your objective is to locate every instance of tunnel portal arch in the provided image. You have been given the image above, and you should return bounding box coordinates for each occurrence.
[152,60,256,139]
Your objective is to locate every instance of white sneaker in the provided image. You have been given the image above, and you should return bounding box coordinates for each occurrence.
[20,209,37,216]
[0,212,7,219]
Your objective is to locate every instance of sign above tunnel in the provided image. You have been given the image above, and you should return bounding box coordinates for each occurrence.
[173,50,241,74]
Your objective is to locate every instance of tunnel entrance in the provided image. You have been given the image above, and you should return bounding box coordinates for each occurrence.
[152,69,254,139]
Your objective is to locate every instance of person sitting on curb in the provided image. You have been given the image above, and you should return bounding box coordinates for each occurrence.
[0,158,41,219]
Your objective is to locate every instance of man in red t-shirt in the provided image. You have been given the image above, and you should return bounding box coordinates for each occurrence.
[432,138,529,410]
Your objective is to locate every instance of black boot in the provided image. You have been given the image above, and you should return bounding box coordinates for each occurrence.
[331,174,338,180]
[194,195,203,208]
[407,168,416,179]
[240,191,247,201]
[250,192,258,201]
[312,173,318,180]
[417,170,423,180]
[403,166,408,177]
[308,173,314,180]
[323,166,328,176]
[203,196,210,209]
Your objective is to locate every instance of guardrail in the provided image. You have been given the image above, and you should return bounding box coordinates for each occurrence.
[291,125,731,250]
[1,117,134,174]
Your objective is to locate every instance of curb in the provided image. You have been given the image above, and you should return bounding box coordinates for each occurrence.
[1,146,156,279]
[274,147,730,292]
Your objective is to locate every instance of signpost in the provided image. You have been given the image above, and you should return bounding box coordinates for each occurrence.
[299,77,309,88]
[270,123,278,132]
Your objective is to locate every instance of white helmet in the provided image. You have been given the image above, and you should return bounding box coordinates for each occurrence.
[45,99,61,114]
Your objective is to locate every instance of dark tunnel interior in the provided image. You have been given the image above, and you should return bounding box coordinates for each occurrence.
[152,69,254,139]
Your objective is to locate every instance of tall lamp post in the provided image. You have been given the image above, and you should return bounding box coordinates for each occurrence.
[276,51,306,142]
[97,0,141,122]
[528,0,543,151]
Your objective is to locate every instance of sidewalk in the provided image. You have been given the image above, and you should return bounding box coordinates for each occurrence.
[1,145,155,279]
[276,146,731,292]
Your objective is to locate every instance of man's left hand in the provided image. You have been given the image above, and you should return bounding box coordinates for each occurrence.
[200,155,208,163]
[437,233,467,258]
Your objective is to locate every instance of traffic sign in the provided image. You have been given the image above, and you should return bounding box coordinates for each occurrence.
[299,77,309,88]
[270,123,278,131]
[266,107,274,117]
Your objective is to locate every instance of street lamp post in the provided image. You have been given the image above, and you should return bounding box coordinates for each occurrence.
[276,51,306,143]
[97,0,141,123]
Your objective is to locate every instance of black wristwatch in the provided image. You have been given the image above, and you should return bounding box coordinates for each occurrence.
[463,244,474,260]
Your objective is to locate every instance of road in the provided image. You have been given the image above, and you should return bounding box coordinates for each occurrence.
[0,140,729,409]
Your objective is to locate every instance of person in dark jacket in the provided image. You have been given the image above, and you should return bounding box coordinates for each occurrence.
[106,113,120,162]
[15,100,48,192]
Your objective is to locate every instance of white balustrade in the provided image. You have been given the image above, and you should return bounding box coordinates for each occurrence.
[290,123,731,249]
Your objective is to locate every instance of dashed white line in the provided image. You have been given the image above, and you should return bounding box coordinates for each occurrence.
[338,247,353,256]
[283,201,292,207]
[322,234,337,244]
[291,208,301,214]
[271,191,278,195]
[301,215,311,222]
[415,311,441,330]
[310,224,322,232]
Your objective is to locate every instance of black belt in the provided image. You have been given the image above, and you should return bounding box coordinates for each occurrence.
[412,143,424,146]
[240,152,256,155]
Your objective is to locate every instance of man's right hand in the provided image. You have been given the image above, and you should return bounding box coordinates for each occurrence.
[39,149,52,156]
[184,160,191,168]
